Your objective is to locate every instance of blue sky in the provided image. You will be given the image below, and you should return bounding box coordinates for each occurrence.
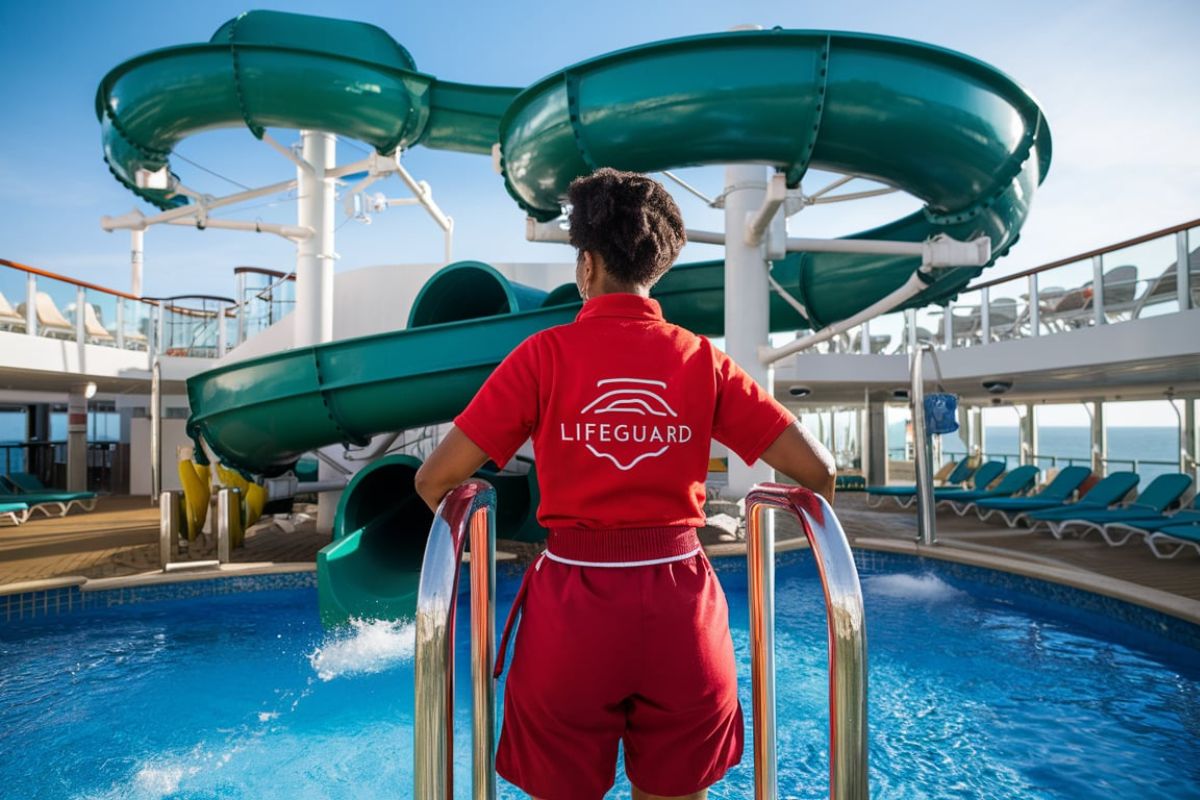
[0,0,1197,302]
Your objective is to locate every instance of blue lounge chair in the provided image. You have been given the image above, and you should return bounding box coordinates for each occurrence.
[1145,521,1200,559]
[1028,473,1194,540]
[971,465,1094,526]
[0,490,98,517]
[865,457,978,508]
[1,471,47,493]
[938,465,1041,515]
[0,501,30,525]
[1018,472,1140,532]
[929,461,1007,500]
[1099,498,1200,546]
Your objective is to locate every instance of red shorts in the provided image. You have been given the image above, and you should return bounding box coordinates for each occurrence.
[495,528,743,799]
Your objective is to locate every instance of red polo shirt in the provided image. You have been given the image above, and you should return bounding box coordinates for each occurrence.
[454,293,795,530]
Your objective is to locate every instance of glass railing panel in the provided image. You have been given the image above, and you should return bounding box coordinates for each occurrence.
[160,299,228,358]
[983,282,1027,343]
[868,311,906,355]
[31,274,79,341]
[238,272,295,343]
[1103,232,1178,322]
[946,290,982,347]
[1034,257,1096,333]
[120,298,154,351]
[911,306,942,350]
[83,288,120,348]
[0,264,28,335]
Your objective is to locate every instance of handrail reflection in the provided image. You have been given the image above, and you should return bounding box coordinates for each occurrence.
[745,483,868,800]
[413,479,497,800]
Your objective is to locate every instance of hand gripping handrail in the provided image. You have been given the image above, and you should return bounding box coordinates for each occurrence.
[413,479,497,800]
[745,483,869,800]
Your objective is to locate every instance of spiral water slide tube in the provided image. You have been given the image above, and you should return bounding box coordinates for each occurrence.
[97,11,1050,624]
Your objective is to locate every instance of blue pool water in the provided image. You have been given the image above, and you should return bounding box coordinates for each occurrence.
[2,554,1198,799]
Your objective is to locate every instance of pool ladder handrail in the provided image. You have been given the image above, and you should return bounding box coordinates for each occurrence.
[413,478,497,800]
[746,483,869,800]
[412,480,867,800]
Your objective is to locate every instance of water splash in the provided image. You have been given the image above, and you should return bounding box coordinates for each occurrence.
[308,618,416,681]
[866,572,967,602]
[132,764,194,795]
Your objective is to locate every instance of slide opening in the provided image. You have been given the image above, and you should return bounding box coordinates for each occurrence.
[336,456,432,580]
[408,260,546,328]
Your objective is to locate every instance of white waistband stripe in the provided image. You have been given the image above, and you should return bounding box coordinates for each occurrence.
[543,546,702,569]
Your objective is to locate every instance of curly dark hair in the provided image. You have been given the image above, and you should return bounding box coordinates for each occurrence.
[566,167,686,287]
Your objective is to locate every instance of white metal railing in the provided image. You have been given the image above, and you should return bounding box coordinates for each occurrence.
[412,480,869,800]
[414,479,497,800]
[795,220,1198,357]
[745,483,868,799]
[0,257,262,360]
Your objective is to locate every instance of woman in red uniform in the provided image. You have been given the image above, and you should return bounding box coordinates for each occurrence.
[416,168,835,800]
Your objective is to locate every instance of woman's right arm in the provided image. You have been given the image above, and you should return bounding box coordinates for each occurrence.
[759,422,837,504]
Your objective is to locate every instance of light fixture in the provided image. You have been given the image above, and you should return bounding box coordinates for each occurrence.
[84,382,97,399]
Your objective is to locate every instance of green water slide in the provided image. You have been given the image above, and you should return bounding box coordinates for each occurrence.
[97,11,1050,624]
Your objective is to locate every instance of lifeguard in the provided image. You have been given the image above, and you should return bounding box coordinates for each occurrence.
[416,168,835,800]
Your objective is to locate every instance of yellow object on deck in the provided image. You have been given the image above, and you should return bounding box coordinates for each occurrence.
[216,463,266,539]
[177,460,211,541]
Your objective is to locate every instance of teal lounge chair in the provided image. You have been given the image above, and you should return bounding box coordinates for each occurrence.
[0,501,30,525]
[865,457,977,508]
[930,461,1007,500]
[971,465,1094,526]
[1028,473,1193,540]
[1,471,48,493]
[938,465,1041,515]
[1145,521,1200,559]
[1098,498,1200,546]
[1017,472,1140,532]
[0,491,98,517]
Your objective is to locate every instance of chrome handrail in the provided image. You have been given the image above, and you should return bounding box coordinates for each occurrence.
[745,483,869,800]
[414,479,497,800]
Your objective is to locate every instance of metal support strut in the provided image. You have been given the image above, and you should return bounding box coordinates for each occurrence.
[745,483,869,800]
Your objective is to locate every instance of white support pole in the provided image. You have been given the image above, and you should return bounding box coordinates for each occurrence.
[1022,404,1038,467]
[1186,398,1198,483]
[1177,230,1192,312]
[724,164,774,499]
[294,131,340,533]
[1029,272,1040,336]
[75,286,86,345]
[1092,255,1106,326]
[295,130,337,348]
[25,272,36,336]
[217,305,227,357]
[131,228,144,297]
[67,386,88,493]
[1091,400,1107,474]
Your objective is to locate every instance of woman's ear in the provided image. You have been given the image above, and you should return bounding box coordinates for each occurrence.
[577,251,594,300]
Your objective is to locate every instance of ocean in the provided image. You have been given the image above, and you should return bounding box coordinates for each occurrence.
[890,424,1184,487]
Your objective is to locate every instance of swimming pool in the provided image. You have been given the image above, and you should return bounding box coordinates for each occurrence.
[2,552,1197,799]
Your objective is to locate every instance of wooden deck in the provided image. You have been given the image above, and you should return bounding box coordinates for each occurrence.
[0,496,329,586]
[1,494,1197,623]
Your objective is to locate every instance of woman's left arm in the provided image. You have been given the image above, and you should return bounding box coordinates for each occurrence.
[414,426,492,512]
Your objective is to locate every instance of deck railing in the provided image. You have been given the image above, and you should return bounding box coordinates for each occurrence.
[0,259,301,360]
[791,219,1198,356]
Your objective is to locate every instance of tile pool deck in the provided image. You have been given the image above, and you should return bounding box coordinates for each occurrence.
[1,493,1197,624]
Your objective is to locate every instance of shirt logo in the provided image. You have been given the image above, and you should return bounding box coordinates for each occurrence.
[560,378,693,470]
